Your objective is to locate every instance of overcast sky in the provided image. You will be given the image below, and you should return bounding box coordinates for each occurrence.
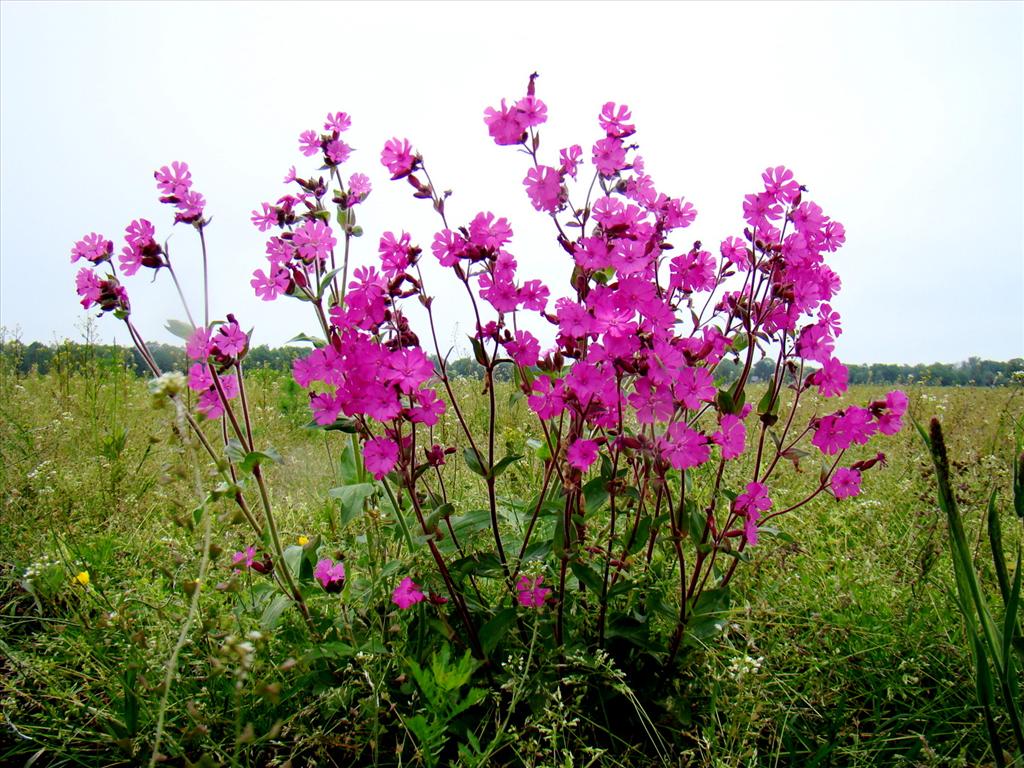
[1,1,1021,365]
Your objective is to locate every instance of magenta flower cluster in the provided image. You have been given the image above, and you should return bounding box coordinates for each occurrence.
[69,77,908,656]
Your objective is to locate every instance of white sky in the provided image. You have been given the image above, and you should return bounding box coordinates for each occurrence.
[1,0,1021,365]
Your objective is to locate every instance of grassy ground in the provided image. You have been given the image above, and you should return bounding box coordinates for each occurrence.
[1,357,1021,766]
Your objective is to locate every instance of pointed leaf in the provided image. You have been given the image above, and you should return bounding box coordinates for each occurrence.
[463,447,488,477]
[165,318,195,341]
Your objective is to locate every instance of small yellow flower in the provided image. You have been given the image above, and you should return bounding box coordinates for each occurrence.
[75,571,90,587]
[298,535,309,547]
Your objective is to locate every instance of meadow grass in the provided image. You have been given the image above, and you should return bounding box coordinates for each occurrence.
[1,359,1021,766]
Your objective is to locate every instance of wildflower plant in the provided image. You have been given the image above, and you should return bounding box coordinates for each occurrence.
[69,74,906,678]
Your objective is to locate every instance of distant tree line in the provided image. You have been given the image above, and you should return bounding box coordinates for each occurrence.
[1,339,1021,387]
[0,340,305,377]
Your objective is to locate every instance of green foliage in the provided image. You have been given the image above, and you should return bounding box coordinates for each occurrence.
[919,416,1024,764]
[1,374,1023,766]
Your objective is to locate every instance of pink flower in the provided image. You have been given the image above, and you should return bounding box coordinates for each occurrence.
[75,268,102,308]
[734,482,772,546]
[324,111,351,133]
[310,392,342,426]
[720,236,750,271]
[214,322,248,358]
[197,388,225,419]
[598,102,636,138]
[797,324,834,363]
[431,229,467,266]
[812,357,848,397]
[363,436,399,479]
[392,577,425,609]
[187,363,213,392]
[71,233,113,264]
[298,130,321,157]
[378,231,413,278]
[516,575,550,608]
[385,348,434,393]
[669,250,717,293]
[232,546,256,568]
[124,218,156,247]
[505,330,540,367]
[742,191,783,228]
[348,173,372,205]
[468,212,513,250]
[628,378,674,424]
[831,467,862,499]
[174,189,206,224]
[251,203,277,232]
[712,414,746,460]
[659,423,710,470]
[519,280,549,312]
[592,137,627,177]
[154,161,192,197]
[514,95,547,128]
[761,165,800,204]
[251,267,290,301]
[408,388,446,426]
[567,439,599,472]
[314,558,346,592]
[119,245,142,276]
[528,376,566,420]
[292,220,337,264]
[483,98,527,145]
[186,326,212,361]
[326,139,351,165]
[523,165,563,212]
[886,390,908,416]
[381,137,416,178]
[559,145,582,179]
[674,366,715,410]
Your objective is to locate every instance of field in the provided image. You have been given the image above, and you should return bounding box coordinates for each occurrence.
[1,357,1022,767]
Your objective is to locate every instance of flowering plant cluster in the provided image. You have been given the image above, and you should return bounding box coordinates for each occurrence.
[70,75,905,666]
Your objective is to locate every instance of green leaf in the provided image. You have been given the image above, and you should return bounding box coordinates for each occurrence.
[240,448,283,473]
[328,483,376,528]
[757,526,797,544]
[686,500,705,542]
[716,387,735,415]
[260,593,292,630]
[519,540,551,562]
[304,416,358,433]
[757,385,780,426]
[225,439,247,465]
[463,447,488,477]
[626,516,652,556]
[988,489,1011,604]
[479,607,517,656]
[570,561,604,593]
[583,476,608,516]
[684,587,731,646]
[451,552,505,579]
[282,544,301,581]
[338,439,360,485]
[730,333,750,354]
[316,267,344,300]
[165,318,195,341]
[424,502,455,533]
[525,438,551,461]
[1002,548,1021,665]
[285,333,325,348]
[469,335,489,367]
[492,454,524,479]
